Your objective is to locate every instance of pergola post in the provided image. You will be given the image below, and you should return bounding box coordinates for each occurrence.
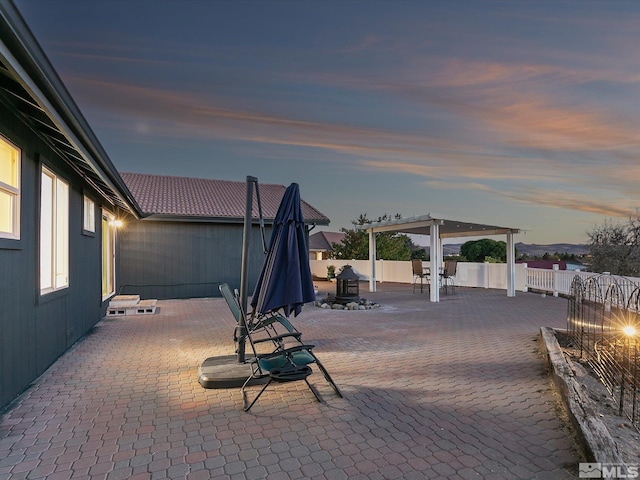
[368,229,377,292]
[506,231,515,297]
[430,223,440,302]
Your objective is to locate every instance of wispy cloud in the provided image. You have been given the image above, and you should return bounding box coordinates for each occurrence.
[498,186,633,217]
[66,76,452,153]
[420,180,632,217]
[70,70,640,218]
[52,12,640,227]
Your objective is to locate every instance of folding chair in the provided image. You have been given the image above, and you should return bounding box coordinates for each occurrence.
[250,311,343,398]
[218,283,341,411]
[241,347,321,412]
[219,283,305,353]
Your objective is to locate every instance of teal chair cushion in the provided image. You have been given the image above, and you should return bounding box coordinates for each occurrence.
[258,354,289,372]
[290,350,315,366]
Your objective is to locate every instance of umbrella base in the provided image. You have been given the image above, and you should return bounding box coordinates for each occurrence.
[198,355,268,389]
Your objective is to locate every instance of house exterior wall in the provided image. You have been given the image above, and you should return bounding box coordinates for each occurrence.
[117,219,275,300]
[0,102,115,410]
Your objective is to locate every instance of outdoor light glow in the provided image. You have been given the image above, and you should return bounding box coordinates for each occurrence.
[113,220,123,228]
[623,326,636,337]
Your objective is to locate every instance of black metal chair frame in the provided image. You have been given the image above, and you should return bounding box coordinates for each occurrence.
[249,312,343,399]
[241,347,321,412]
[218,283,342,411]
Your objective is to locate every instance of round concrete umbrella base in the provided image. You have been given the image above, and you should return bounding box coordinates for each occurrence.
[198,355,268,389]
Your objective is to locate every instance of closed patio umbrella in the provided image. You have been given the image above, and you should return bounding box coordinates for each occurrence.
[251,183,315,318]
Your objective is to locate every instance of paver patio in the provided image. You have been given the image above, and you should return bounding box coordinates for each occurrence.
[0,283,583,479]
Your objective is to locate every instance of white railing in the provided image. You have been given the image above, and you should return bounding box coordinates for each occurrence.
[524,267,640,298]
[309,259,640,297]
[524,265,590,297]
[310,259,527,291]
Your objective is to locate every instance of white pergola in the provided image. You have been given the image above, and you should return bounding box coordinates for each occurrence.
[357,214,521,302]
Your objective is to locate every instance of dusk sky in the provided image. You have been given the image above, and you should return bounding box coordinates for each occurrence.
[13,1,640,244]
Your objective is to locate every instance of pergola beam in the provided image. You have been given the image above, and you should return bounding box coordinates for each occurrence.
[366,220,435,234]
[439,228,517,238]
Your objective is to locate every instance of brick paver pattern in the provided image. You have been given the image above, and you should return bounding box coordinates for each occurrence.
[0,285,582,479]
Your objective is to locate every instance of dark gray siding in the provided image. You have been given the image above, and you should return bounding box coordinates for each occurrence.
[117,219,273,299]
[0,102,111,410]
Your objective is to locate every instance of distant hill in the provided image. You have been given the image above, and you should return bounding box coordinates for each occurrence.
[421,242,588,257]
[514,243,588,257]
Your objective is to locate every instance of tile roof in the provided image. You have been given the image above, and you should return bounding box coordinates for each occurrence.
[120,172,329,224]
[309,231,345,251]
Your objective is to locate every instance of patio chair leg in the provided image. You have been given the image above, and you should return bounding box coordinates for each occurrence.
[243,377,272,412]
[314,358,343,398]
[443,278,455,294]
[305,378,322,402]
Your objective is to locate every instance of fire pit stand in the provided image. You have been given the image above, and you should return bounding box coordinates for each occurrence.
[335,265,360,304]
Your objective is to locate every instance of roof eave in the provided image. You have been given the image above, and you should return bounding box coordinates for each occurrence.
[0,1,143,217]
[140,213,329,226]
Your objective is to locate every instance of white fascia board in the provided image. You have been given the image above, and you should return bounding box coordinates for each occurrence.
[440,228,520,239]
[363,220,437,233]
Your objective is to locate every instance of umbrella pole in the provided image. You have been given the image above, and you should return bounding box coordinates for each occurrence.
[238,176,256,363]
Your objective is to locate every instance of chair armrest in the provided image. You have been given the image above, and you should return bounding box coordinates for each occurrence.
[255,344,316,360]
[283,344,315,354]
[253,333,302,344]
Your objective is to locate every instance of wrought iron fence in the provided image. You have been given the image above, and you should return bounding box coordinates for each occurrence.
[567,274,640,426]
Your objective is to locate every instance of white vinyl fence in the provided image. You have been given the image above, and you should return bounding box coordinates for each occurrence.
[310,259,640,297]
[310,259,527,291]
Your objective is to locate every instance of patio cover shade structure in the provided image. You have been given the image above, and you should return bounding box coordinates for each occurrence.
[357,214,520,302]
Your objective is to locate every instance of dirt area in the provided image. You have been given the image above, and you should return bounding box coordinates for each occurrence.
[556,333,640,465]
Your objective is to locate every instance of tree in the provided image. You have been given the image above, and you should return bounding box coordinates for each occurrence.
[587,212,640,275]
[460,239,507,263]
[331,213,418,261]
[411,247,428,260]
[331,214,370,260]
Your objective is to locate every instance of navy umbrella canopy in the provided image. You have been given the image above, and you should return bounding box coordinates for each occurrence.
[251,183,315,318]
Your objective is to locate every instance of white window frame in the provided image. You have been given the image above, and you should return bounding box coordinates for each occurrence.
[0,135,20,240]
[83,195,95,233]
[40,166,69,294]
[101,209,116,300]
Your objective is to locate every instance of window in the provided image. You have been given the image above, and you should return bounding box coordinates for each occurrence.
[102,210,116,299]
[83,195,95,233]
[0,136,20,239]
[40,167,69,293]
